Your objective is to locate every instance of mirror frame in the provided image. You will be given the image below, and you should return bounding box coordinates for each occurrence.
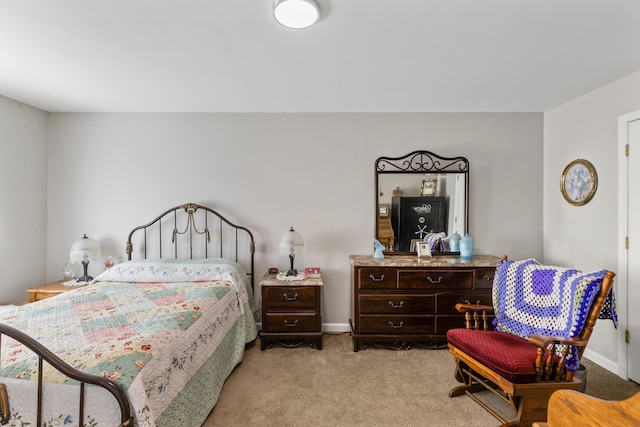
[375,150,470,254]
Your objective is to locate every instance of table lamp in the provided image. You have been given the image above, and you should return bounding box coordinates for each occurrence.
[70,234,101,282]
[279,227,304,276]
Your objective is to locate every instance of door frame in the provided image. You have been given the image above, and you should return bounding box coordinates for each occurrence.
[617,110,640,379]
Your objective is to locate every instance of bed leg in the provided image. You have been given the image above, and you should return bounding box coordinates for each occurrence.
[0,383,9,424]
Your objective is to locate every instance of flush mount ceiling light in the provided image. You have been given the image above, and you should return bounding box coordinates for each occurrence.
[273,0,320,29]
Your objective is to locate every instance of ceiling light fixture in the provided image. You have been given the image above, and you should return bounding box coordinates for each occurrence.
[273,0,320,29]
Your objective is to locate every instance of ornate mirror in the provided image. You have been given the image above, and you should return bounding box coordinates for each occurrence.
[375,150,469,254]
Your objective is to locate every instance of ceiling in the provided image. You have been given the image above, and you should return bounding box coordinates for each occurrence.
[1,0,640,113]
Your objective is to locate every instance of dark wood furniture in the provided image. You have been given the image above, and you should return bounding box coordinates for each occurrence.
[447,262,615,427]
[533,390,640,427]
[349,254,501,352]
[260,273,323,350]
[25,279,87,302]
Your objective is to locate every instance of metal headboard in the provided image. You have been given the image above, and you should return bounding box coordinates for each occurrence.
[125,203,255,290]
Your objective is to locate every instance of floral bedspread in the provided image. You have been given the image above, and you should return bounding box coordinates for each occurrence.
[0,259,257,427]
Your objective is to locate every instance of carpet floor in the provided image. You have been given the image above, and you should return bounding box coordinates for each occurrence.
[203,333,640,427]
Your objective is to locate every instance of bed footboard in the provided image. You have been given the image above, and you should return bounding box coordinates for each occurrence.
[0,323,134,427]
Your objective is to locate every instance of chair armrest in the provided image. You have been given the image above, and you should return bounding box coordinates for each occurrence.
[454,303,494,313]
[455,303,494,330]
[528,334,590,382]
[528,334,589,349]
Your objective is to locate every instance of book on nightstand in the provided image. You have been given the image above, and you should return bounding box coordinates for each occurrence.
[304,267,322,278]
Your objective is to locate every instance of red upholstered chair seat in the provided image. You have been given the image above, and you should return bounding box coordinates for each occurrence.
[446,329,539,383]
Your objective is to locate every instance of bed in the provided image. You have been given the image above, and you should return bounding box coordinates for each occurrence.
[0,203,257,427]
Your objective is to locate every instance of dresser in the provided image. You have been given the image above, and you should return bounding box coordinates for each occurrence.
[349,254,501,351]
[260,273,323,350]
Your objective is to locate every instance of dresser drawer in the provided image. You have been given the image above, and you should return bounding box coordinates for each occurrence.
[436,292,493,314]
[263,312,319,332]
[359,294,435,314]
[398,270,473,289]
[474,268,496,289]
[263,286,318,310]
[436,315,468,334]
[358,268,397,290]
[358,315,434,334]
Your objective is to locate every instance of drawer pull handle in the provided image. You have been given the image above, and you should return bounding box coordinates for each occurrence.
[388,321,404,329]
[284,320,298,327]
[388,301,404,309]
[426,276,443,284]
[283,293,298,301]
[369,274,385,282]
[483,275,494,281]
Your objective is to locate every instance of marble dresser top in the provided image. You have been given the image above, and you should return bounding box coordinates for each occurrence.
[349,254,503,268]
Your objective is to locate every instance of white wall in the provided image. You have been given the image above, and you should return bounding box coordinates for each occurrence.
[544,70,640,374]
[45,113,543,329]
[0,96,48,301]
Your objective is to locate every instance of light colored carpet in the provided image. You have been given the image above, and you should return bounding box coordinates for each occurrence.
[203,333,639,427]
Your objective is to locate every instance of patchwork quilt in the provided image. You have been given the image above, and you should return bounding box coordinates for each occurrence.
[492,258,615,371]
[0,259,257,427]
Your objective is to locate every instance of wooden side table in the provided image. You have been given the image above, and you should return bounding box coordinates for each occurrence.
[25,279,87,302]
[260,272,323,350]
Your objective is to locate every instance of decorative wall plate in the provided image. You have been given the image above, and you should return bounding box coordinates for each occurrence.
[560,159,598,206]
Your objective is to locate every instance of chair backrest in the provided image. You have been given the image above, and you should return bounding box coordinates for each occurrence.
[491,258,615,371]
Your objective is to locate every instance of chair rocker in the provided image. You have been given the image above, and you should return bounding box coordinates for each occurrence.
[446,257,616,427]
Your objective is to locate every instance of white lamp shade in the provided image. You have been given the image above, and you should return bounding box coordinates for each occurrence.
[70,234,102,263]
[274,0,319,29]
[279,227,304,254]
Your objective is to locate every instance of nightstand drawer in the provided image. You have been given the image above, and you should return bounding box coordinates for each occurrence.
[263,313,319,332]
[263,286,318,310]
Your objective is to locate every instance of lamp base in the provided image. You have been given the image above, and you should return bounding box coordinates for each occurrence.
[286,269,298,276]
[77,260,94,282]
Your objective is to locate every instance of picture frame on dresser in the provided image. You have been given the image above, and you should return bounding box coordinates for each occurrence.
[417,242,431,258]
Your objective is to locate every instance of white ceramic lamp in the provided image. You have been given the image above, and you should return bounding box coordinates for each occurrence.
[70,234,101,282]
[279,227,304,276]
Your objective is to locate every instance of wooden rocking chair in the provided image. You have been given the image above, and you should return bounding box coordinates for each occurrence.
[533,389,640,427]
[447,257,616,427]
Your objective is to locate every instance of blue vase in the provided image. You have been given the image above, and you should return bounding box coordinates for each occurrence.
[450,232,461,252]
[459,233,474,259]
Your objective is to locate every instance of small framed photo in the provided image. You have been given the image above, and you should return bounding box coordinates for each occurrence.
[379,203,390,217]
[560,159,598,206]
[417,242,432,258]
[410,239,423,252]
[420,179,437,197]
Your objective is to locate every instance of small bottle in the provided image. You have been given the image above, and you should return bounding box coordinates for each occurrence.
[62,262,75,280]
[459,233,474,259]
[450,231,461,252]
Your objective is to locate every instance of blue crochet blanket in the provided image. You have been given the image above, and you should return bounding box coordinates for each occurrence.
[492,258,616,371]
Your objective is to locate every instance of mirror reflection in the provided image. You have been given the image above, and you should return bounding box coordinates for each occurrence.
[375,151,469,254]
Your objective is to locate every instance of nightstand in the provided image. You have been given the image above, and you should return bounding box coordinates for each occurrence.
[25,279,87,302]
[260,272,323,350]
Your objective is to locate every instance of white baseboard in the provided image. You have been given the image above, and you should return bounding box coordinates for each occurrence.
[322,323,351,333]
[583,348,623,378]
